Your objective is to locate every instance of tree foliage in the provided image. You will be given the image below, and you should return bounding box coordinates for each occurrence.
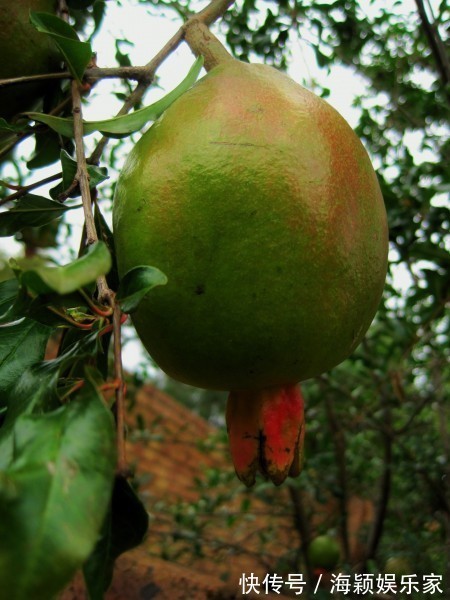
[0,0,448,597]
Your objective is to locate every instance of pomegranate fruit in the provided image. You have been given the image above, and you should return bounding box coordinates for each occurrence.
[0,0,60,120]
[307,535,340,571]
[113,56,388,485]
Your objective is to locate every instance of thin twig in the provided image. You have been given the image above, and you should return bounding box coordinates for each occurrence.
[287,484,313,586]
[365,406,392,564]
[0,173,62,206]
[0,66,159,88]
[113,303,128,476]
[323,392,350,563]
[71,82,97,246]
[414,0,450,91]
[71,81,111,303]
[195,0,236,25]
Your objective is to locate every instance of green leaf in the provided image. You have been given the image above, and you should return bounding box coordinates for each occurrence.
[0,118,29,133]
[0,319,51,403]
[27,130,74,170]
[12,241,111,295]
[0,194,77,237]
[50,150,108,199]
[116,265,167,314]
[83,476,149,599]
[0,278,19,317]
[0,381,116,600]
[25,56,204,138]
[29,11,93,83]
[0,366,60,469]
[0,285,32,325]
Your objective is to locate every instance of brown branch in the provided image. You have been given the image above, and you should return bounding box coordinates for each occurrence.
[71,83,111,305]
[323,392,350,563]
[0,96,72,162]
[414,0,450,90]
[183,19,234,71]
[196,0,235,25]
[0,172,62,206]
[71,82,97,245]
[287,484,313,586]
[0,65,170,88]
[113,303,128,477]
[365,404,392,563]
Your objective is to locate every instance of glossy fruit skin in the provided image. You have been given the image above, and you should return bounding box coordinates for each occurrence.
[113,59,388,391]
[307,536,340,571]
[0,0,60,120]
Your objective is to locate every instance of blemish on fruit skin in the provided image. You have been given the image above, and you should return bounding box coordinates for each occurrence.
[194,284,205,295]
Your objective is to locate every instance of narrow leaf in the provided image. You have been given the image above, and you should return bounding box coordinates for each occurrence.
[0,194,76,237]
[25,56,204,138]
[0,382,116,600]
[29,11,92,82]
[116,265,167,314]
[13,241,111,295]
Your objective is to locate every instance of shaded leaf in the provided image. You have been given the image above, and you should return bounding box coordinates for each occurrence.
[116,265,167,314]
[0,194,77,237]
[29,11,92,82]
[0,366,60,469]
[0,118,29,133]
[25,56,204,138]
[83,476,149,599]
[0,285,34,325]
[0,319,51,403]
[0,381,116,600]
[12,241,111,295]
[27,130,74,170]
[0,278,19,317]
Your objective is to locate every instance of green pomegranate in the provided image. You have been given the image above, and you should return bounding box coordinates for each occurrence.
[307,535,341,571]
[113,58,388,390]
[0,0,60,120]
[113,52,388,485]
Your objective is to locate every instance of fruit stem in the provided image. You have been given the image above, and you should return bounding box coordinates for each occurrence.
[183,19,234,71]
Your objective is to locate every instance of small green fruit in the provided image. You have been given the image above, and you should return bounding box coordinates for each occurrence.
[384,556,412,577]
[0,0,60,120]
[307,535,340,571]
[113,59,388,391]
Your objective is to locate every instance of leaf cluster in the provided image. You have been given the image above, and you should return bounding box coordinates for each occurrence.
[0,4,205,596]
